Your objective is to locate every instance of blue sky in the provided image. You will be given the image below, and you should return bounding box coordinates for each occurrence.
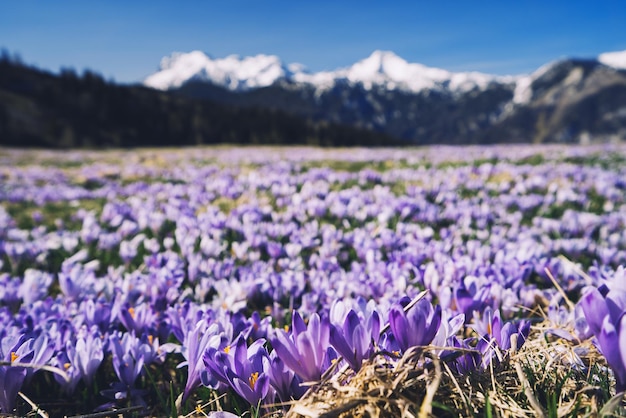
[2,1,626,84]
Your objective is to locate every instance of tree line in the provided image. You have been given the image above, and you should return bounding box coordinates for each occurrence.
[0,52,401,149]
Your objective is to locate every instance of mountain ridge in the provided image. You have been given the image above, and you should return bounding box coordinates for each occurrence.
[1,48,625,148]
[144,49,626,97]
[155,50,626,144]
[144,50,516,95]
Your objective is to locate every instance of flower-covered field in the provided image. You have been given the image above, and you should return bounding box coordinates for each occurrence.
[1,145,626,417]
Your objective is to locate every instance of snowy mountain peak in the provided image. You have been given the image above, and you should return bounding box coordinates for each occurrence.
[145,50,307,91]
[598,49,626,70]
[158,50,209,71]
[344,50,506,93]
[356,50,408,74]
[144,50,505,94]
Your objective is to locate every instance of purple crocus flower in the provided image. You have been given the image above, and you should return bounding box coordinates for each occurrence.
[203,336,272,407]
[178,320,224,402]
[0,331,54,413]
[100,332,149,408]
[387,299,441,354]
[580,286,626,392]
[118,302,159,335]
[78,328,104,381]
[267,351,306,403]
[269,311,333,382]
[329,309,380,371]
[110,332,145,387]
[23,332,55,381]
[80,298,112,332]
[55,326,104,392]
[455,276,490,317]
[18,269,53,306]
[248,311,273,341]
[443,336,481,375]
[0,274,23,309]
[53,350,82,394]
[472,307,530,369]
[545,303,590,342]
[431,310,465,353]
[266,241,284,259]
[58,262,95,301]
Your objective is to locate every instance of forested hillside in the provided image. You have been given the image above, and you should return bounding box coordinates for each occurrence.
[0,55,398,148]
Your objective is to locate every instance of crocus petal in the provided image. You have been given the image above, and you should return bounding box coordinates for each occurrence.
[499,322,515,350]
[268,355,292,401]
[389,306,409,352]
[580,288,609,336]
[203,349,229,384]
[29,333,54,367]
[352,324,369,364]
[296,332,321,381]
[424,305,442,345]
[329,325,351,358]
[292,311,307,337]
[607,290,626,324]
[319,315,330,348]
[343,311,361,343]
[308,314,321,342]
[230,376,258,405]
[254,373,270,402]
[329,325,359,371]
[618,313,626,392]
[234,337,248,375]
[517,320,531,349]
[271,330,306,380]
[491,310,502,341]
[598,316,626,392]
[368,311,381,340]
[407,304,427,348]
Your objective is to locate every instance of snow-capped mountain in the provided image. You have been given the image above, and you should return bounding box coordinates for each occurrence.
[598,49,626,70]
[145,50,511,94]
[144,50,306,91]
[2,47,625,149]
[144,48,626,145]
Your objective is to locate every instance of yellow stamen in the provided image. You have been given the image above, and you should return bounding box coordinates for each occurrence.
[249,372,259,390]
[128,307,136,319]
[147,335,154,345]
[284,325,289,332]
[10,352,18,363]
[195,405,203,413]
[223,345,231,354]
[64,362,71,370]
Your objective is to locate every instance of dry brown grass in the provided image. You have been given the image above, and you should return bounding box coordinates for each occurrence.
[283,322,618,418]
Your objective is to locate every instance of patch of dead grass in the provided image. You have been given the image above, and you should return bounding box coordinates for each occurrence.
[285,322,617,418]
